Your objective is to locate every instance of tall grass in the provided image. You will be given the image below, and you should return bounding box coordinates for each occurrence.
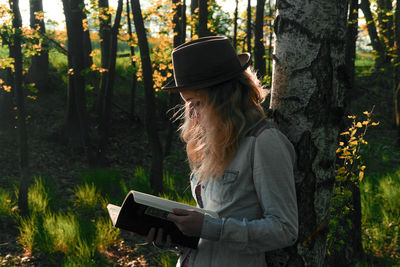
[0,187,15,219]
[15,174,120,265]
[361,169,400,262]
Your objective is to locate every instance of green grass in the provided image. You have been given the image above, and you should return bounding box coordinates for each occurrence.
[13,173,121,265]
[361,169,400,262]
[0,167,193,266]
[0,187,15,219]
[355,52,374,77]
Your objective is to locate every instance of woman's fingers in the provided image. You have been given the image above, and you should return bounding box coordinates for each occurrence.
[165,235,172,248]
[167,209,204,237]
[155,228,164,246]
[146,227,156,244]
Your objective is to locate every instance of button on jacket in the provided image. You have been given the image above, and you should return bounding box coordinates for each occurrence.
[176,120,298,267]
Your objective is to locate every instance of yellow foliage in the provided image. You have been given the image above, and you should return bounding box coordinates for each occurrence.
[0,58,15,72]
[82,18,89,32]
[3,85,12,93]
[34,11,44,21]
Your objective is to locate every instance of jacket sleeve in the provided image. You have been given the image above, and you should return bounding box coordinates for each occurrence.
[200,128,298,253]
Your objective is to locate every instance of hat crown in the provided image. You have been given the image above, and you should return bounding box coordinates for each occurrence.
[162,36,250,91]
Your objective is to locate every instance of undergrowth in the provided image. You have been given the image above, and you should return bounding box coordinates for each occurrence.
[0,167,191,266]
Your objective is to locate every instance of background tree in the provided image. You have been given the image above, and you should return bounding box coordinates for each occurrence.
[9,0,31,216]
[269,0,348,265]
[165,0,186,157]
[62,0,92,160]
[246,0,251,52]
[198,0,209,37]
[233,0,239,49]
[360,0,388,69]
[189,0,198,37]
[338,0,365,264]
[96,0,111,117]
[97,0,123,163]
[131,0,164,194]
[125,0,138,118]
[266,0,274,84]
[28,0,49,92]
[376,0,394,50]
[345,0,359,96]
[254,0,265,79]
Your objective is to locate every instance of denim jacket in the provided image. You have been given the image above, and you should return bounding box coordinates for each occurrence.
[176,119,298,267]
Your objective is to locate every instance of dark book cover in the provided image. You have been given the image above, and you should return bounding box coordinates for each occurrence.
[107,191,200,249]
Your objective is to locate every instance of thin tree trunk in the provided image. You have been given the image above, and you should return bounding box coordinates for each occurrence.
[28,0,49,93]
[345,0,359,103]
[126,0,138,118]
[395,82,400,146]
[254,0,266,79]
[62,0,92,160]
[198,0,209,37]
[267,0,273,84]
[233,0,239,50]
[131,0,164,194]
[173,0,184,47]
[376,0,394,48]
[181,0,187,43]
[269,0,348,265]
[340,1,364,263]
[98,0,123,161]
[246,0,252,53]
[395,0,400,145]
[165,0,185,157]
[190,0,198,37]
[10,0,31,216]
[96,0,112,118]
[360,0,388,68]
[82,11,93,69]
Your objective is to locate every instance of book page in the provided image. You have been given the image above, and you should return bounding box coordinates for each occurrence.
[132,191,219,218]
[107,204,121,226]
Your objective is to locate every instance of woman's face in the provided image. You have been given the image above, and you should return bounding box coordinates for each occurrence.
[180,89,204,119]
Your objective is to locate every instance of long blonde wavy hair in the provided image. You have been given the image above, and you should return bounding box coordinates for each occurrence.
[177,68,268,182]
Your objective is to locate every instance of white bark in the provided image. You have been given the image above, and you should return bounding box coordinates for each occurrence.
[269,0,348,265]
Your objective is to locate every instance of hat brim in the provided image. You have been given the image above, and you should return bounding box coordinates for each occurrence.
[161,53,251,92]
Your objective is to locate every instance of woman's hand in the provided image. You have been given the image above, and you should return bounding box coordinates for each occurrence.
[146,227,171,249]
[168,208,204,237]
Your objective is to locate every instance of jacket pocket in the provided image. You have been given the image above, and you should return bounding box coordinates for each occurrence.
[210,170,239,204]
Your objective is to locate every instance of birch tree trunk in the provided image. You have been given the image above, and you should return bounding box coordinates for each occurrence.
[269,0,348,265]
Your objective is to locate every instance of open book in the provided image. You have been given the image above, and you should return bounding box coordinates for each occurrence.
[107,190,218,249]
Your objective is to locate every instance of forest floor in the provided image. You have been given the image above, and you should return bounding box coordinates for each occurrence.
[1,64,400,266]
[0,70,189,266]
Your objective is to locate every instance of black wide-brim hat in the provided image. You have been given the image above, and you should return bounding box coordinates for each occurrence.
[162,36,251,91]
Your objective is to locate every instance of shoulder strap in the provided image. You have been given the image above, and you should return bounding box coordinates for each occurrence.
[249,119,277,171]
[247,119,277,137]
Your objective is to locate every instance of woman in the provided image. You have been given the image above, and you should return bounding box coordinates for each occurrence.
[148,36,298,267]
